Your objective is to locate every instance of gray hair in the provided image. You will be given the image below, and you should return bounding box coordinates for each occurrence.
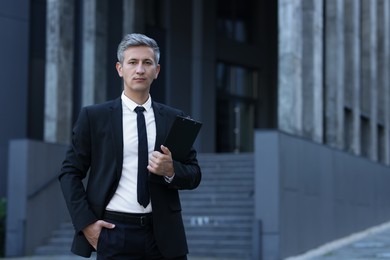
[117,33,160,64]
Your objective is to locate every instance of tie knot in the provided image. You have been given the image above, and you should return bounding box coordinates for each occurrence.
[134,106,145,114]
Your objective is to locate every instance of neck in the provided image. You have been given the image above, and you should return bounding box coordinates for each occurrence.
[123,91,149,105]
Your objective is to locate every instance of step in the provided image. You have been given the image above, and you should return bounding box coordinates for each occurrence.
[33,154,255,259]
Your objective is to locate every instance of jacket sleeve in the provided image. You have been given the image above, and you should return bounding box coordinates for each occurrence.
[169,148,201,190]
[58,107,98,233]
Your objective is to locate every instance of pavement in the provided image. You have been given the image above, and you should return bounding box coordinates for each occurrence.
[0,254,221,260]
[286,220,390,260]
[1,256,220,260]
[4,221,390,260]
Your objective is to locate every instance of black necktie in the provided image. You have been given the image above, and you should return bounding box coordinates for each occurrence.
[134,106,150,208]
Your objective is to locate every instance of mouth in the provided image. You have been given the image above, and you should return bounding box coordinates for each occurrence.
[134,77,146,81]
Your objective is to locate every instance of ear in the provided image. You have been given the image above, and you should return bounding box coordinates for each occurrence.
[154,64,161,79]
[115,62,123,77]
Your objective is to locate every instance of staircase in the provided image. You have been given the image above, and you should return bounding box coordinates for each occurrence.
[182,153,255,259]
[35,153,255,259]
[34,222,74,255]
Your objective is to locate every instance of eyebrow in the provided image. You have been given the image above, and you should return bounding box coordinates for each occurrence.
[128,58,154,62]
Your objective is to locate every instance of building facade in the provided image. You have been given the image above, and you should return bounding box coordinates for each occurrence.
[1,0,390,258]
[1,0,279,197]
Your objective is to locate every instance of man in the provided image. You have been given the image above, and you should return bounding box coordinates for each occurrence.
[59,33,202,259]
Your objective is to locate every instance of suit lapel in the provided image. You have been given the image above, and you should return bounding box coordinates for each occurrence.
[109,98,124,178]
[152,101,169,151]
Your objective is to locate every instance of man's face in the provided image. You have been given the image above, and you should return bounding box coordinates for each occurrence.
[116,46,160,96]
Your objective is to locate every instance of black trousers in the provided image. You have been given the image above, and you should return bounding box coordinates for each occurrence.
[96,211,187,260]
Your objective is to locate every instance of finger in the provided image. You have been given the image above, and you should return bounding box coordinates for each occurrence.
[160,145,171,155]
[147,165,156,173]
[152,151,161,160]
[100,220,115,229]
[148,161,156,171]
[149,154,161,166]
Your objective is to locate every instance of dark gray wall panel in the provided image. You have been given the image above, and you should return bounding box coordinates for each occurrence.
[0,1,30,197]
[255,131,390,259]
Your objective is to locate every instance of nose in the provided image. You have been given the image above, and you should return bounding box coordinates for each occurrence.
[136,62,145,74]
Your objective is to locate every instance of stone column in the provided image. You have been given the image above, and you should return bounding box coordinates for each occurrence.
[191,0,204,133]
[123,0,145,34]
[377,0,390,164]
[324,0,344,149]
[384,0,390,165]
[344,0,361,155]
[191,0,217,152]
[278,0,303,136]
[44,0,74,144]
[302,0,323,143]
[82,0,108,106]
[361,0,378,161]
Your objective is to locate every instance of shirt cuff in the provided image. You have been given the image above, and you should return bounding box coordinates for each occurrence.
[164,173,175,183]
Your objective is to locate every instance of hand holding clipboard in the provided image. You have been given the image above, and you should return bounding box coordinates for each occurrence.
[163,115,202,161]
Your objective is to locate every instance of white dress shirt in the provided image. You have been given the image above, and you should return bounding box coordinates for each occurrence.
[106,92,156,213]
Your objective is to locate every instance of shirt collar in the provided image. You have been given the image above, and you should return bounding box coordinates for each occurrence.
[121,92,152,112]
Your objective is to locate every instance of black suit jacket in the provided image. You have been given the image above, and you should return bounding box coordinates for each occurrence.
[59,97,202,258]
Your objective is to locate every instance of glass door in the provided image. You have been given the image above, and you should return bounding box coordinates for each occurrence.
[216,63,258,153]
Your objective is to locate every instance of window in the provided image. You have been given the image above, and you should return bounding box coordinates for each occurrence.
[360,116,370,158]
[216,63,258,152]
[378,124,385,163]
[216,0,254,43]
[344,108,353,152]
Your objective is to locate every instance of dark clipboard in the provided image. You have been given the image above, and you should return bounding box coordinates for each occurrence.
[163,115,202,161]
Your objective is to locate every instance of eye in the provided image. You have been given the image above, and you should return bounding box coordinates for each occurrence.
[144,60,153,65]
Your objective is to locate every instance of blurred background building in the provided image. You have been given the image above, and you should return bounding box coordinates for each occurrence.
[1,0,390,259]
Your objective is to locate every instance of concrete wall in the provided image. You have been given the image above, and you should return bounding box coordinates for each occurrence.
[255,131,390,260]
[0,1,30,197]
[5,135,390,258]
[6,140,69,256]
